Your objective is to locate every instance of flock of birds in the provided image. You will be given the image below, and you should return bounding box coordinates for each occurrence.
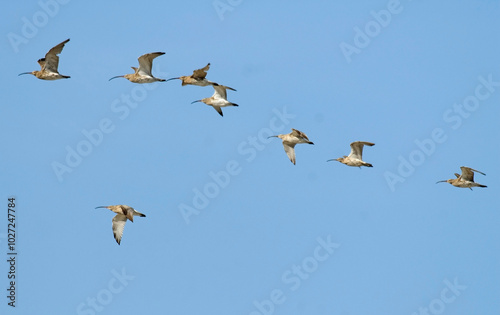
[19,39,488,244]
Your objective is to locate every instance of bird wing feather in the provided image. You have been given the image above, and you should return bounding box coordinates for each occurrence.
[460,166,485,182]
[349,141,374,160]
[37,58,46,70]
[283,142,296,165]
[137,52,164,76]
[291,129,310,141]
[43,39,69,73]
[112,214,127,245]
[212,85,228,100]
[120,205,135,222]
[192,63,210,79]
[213,106,223,117]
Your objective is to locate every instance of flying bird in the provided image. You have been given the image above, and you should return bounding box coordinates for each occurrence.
[19,39,70,80]
[95,205,146,245]
[191,84,238,116]
[166,63,235,89]
[269,128,314,165]
[109,52,166,83]
[436,166,487,190]
[328,141,375,168]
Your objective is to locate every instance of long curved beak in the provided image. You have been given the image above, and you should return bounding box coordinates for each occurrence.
[18,72,32,76]
[109,75,124,81]
[165,77,180,82]
[191,100,202,104]
[95,206,109,209]
[328,158,342,163]
[267,135,279,139]
[435,180,447,184]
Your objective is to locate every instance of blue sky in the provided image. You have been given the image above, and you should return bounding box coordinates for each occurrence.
[1,1,499,314]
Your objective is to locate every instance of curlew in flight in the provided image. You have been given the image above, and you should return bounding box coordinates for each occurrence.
[19,39,70,80]
[436,166,487,190]
[328,141,375,168]
[269,128,314,165]
[191,84,238,116]
[166,63,235,89]
[109,52,166,83]
[95,205,146,245]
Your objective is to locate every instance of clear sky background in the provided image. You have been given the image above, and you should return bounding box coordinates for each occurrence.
[1,1,499,314]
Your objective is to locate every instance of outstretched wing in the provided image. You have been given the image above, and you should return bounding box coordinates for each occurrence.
[213,106,224,117]
[192,63,210,79]
[212,84,229,100]
[290,129,310,141]
[137,52,165,76]
[43,38,70,73]
[460,166,485,182]
[349,141,374,160]
[283,142,297,165]
[112,214,128,245]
